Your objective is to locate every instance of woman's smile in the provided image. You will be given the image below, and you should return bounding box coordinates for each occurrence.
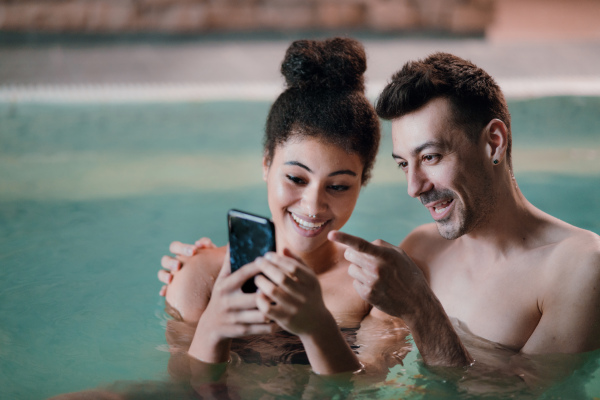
[264,137,363,254]
[289,211,330,237]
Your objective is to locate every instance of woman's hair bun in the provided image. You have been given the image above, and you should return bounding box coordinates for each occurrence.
[281,37,366,92]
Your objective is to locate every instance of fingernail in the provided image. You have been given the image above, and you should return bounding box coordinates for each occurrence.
[171,260,180,270]
[185,248,193,256]
[264,252,274,260]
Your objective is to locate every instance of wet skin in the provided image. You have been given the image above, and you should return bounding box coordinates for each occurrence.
[358,97,600,354]
[164,136,409,375]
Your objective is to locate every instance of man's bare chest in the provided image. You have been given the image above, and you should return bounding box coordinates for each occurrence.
[427,255,547,350]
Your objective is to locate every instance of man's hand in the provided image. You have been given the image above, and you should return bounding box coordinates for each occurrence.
[327,230,427,321]
[329,230,473,367]
[158,237,216,296]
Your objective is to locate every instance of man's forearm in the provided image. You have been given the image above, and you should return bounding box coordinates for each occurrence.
[404,294,473,367]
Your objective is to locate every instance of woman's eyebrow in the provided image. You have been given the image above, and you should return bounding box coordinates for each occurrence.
[285,161,311,172]
[329,170,357,177]
[285,161,357,177]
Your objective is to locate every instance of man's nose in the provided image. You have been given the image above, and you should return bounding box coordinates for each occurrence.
[406,167,433,198]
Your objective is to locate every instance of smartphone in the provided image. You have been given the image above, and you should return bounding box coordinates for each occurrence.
[228,209,276,293]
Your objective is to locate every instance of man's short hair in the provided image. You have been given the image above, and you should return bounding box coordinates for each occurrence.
[375,52,512,165]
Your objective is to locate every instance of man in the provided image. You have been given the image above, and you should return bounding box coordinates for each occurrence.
[329,52,600,368]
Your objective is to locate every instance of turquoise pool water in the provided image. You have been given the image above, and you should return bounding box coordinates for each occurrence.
[1,97,599,399]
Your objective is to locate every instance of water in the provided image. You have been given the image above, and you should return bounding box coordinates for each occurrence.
[0,97,599,399]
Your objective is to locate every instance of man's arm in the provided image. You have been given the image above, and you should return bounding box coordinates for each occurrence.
[328,230,473,367]
[521,235,600,354]
[354,307,412,373]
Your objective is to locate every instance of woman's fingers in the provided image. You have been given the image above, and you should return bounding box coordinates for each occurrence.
[231,308,271,324]
[255,288,295,323]
[254,273,299,310]
[264,252,309,279]
[161,255,181,272]
[159,285,167,297]
[218,256,262,294]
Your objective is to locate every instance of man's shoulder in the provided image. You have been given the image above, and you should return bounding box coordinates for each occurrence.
[542,227,600,294]
[552,227,600,268]
[400,223,450,257]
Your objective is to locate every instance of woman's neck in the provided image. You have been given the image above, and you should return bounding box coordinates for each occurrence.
[281,239,343,276]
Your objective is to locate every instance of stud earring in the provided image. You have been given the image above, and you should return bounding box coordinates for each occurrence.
[493,159,499,165]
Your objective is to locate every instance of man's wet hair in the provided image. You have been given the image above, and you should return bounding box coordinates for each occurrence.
[265,37,380,185]
[376,52,512,166]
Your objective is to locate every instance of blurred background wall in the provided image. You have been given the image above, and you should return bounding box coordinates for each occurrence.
[0,0,493,35]
[2,0,599,40]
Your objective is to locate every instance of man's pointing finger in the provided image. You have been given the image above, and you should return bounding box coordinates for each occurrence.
[328,230,380,256]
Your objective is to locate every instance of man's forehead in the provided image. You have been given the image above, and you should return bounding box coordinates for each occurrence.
[390,104,455,157]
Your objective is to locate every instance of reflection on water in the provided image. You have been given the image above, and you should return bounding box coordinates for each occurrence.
[1,97,600,399]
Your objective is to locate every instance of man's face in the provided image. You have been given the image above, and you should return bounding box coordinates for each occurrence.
[391,97,495,239]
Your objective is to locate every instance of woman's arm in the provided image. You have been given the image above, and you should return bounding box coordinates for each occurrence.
[253,250,362,375]
[188,251,277,363]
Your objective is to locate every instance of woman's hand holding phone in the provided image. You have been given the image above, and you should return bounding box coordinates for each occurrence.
[253,249,362,375]
[253,249,330,337]
[188,247,277,364]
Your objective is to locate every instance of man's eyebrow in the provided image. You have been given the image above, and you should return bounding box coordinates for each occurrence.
[285,161,357,177]
[392,140,447,160]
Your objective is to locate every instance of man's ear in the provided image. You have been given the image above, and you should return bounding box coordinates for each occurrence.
[262,156,270,182]
[484,119,509,164]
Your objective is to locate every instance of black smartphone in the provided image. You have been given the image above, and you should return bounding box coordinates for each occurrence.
[228,209,276,293]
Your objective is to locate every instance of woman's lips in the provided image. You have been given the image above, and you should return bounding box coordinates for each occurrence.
[289,212,329,237]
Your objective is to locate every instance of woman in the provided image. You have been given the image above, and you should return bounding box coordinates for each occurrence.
[159,37,408,376]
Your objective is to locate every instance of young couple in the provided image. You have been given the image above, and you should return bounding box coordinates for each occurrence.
[159,37,600,379]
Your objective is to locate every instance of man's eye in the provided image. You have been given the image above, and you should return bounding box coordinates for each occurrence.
[286,175,305,185]
[423,154,440,163]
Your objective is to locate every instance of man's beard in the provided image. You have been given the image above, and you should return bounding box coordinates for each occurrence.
[421,180,495,240]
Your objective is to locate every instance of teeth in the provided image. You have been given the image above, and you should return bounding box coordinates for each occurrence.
[434,200,451,214]
[292,213,326,230]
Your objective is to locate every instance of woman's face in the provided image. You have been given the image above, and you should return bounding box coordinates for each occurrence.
[263,136,363,255]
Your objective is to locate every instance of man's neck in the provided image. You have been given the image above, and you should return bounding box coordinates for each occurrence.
[459,172,545,258]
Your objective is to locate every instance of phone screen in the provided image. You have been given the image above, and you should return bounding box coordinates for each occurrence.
[228,209,276,293]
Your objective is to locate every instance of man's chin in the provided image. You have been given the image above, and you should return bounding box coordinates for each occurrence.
[435,220,464,240]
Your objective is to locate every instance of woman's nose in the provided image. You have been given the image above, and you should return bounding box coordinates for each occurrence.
[302,184,327,216]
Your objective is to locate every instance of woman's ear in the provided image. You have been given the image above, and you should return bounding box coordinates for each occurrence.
[262,156,270,182]
[484,119,509,165]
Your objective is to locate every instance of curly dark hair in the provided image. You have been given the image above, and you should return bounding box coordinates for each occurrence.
[375,52,512,166]
[264,37,380,185]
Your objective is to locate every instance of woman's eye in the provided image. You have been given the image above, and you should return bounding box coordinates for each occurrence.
[397,161,408,170]
[328,185,350,192]
[286,175,306,185]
